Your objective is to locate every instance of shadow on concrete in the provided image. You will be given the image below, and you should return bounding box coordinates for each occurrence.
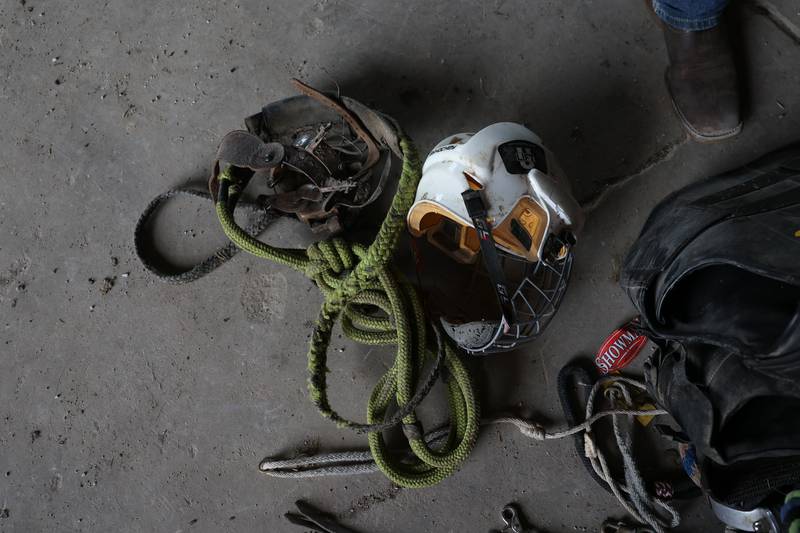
[308,54,674,204]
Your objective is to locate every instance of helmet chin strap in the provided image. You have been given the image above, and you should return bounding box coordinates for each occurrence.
[461,188,516,331]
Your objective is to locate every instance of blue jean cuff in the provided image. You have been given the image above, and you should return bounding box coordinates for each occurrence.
[652,0,722,31]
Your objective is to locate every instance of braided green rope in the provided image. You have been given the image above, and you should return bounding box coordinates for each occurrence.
[214,136,479,488]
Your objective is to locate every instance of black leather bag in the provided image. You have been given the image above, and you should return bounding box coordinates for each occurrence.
[621,143,800,363]
[621,144,800,508]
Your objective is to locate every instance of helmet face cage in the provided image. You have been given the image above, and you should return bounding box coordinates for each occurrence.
[441,234,574,354]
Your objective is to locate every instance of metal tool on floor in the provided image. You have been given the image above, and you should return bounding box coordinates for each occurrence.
[285,500,360,533]
[491,503,541,533]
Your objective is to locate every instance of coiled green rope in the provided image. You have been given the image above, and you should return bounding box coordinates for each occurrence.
[214,136,480,488]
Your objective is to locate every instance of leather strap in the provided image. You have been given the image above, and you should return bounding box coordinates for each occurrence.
[462,189,516,328]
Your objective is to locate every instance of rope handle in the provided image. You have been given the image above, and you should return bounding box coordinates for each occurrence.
[134,188,278,284]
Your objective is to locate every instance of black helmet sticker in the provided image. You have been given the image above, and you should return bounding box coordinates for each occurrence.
[498,140,547,175]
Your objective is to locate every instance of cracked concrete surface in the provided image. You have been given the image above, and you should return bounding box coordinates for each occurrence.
[1,0,800,531]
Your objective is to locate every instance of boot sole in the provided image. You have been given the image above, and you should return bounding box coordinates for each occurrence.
[665,69,743,143]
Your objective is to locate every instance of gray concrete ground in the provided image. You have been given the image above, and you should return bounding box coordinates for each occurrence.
[1,0,800,531]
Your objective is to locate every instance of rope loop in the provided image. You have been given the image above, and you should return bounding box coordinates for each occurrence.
[304,238,360,294]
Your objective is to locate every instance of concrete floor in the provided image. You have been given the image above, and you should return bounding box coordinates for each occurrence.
[1,0,800,531]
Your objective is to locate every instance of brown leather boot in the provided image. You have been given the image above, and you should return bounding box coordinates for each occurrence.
[662,21,742,141]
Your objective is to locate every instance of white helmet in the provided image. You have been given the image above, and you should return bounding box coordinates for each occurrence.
[407,122,584,354]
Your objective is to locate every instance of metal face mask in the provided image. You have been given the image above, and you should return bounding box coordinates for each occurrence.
[407,123,584,354]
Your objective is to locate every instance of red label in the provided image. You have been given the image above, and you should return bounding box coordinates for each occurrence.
[595,321,648,374]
